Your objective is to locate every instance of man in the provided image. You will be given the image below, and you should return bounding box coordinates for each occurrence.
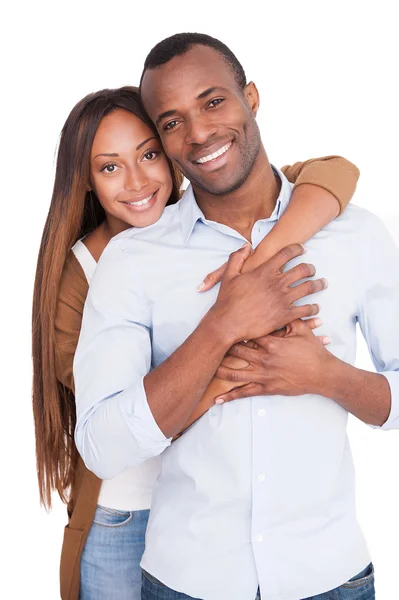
[74,33,398,600]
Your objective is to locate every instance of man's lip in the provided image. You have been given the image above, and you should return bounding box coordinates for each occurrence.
[191,140,233,164]
[120,191,157,204]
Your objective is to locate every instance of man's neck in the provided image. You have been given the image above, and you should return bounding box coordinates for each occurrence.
[192,148,281,241]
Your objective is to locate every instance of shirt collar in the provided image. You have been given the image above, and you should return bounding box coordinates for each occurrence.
[179,166,292,246]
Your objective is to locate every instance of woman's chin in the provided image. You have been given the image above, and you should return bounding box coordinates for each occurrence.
[123,206,165,229]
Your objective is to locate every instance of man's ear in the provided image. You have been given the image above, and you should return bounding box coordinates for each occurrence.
[244,81,260,116]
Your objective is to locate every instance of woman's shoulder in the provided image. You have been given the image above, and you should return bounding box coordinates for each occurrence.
[58,248,90,305]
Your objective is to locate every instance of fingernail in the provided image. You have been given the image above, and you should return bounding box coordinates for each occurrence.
[215,398,225,405]
[314,318,323,326]
[300,244,307,253]
[197,282,205,292]
[323,336,332,344]
[322,278,329,288]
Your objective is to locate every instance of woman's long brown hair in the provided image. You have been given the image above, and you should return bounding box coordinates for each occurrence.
[32,86,182,508]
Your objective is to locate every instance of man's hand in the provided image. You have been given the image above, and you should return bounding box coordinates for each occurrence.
[207,243,327,345]
[213,319,334,403]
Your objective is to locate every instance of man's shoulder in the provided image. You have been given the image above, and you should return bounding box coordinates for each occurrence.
[330,203,390,240]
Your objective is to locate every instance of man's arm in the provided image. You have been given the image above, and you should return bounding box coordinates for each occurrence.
[74,240,323,478]
[214,216,399,429]
[320,214,399,427]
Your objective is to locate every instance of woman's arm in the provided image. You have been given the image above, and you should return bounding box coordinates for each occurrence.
[55,253,88,392]
[254,155,359,264]
[175,155,360,436]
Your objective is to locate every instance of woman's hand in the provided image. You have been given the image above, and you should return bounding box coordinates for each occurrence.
[197,261,228,292]
[197,245,276,292]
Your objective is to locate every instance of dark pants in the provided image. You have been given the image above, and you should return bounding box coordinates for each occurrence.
[141,563,375,600]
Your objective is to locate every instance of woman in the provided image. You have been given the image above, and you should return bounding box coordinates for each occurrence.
[32,86,360,600]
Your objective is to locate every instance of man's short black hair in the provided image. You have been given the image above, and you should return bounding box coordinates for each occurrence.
[140,32,247,90]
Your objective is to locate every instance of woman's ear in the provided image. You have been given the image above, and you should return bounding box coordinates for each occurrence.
[244,81,260,116]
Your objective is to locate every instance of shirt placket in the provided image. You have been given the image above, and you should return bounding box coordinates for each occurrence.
[251,396,281,599]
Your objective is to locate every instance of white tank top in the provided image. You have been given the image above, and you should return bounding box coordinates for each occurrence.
[72,239,161,511]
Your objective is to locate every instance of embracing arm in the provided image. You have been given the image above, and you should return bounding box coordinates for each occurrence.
[250,155,359,266]
[178,155,360,435]
[74,239,320,476]
[215,216,399,428]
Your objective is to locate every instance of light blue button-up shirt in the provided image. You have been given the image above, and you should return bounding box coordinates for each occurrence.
[74,170,399,600]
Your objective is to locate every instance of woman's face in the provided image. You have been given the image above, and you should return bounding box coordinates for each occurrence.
[90,109,173,229]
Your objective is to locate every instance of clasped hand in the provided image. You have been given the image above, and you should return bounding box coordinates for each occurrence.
[214,318,334,403]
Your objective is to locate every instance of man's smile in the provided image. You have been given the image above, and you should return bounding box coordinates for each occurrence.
[193,140,233,164]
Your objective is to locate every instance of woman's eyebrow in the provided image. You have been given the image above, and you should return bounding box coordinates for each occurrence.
[92,136,157,161]
[136,136,157,151]
[92,152,119,161]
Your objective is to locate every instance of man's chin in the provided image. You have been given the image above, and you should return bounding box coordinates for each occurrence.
[191,172,247,197]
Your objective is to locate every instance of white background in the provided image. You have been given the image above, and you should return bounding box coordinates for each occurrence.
[2,1,398,598]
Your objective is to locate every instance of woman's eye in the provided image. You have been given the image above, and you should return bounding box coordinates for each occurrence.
[143,150,159,161]
[101,163,119,173]
[209,98,224,108]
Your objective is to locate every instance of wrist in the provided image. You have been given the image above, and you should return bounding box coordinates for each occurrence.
[317,353,354,399]
[204,306,240,348]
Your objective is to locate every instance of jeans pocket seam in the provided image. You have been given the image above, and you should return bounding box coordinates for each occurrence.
[340,569,374,589]
[93,507,133,528]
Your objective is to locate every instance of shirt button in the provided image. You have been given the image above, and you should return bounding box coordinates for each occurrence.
[258,474,266,482]
[258,409,266,417]
[256,534,263,543]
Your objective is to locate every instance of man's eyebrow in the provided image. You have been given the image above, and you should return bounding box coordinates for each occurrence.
[196,86,228,100]
[156,110,177,127]
[92,152,119,161]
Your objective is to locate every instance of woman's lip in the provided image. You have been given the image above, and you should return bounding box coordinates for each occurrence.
[123,191,156,205]
[122,190,159,212]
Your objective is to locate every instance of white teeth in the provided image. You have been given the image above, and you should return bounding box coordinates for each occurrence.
[196,142,232,164]
[126,192,155,207]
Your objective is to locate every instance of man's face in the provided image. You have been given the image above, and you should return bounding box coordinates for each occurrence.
[141,45,262,196]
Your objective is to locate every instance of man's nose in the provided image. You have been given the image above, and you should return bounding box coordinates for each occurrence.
[185,116,217,146]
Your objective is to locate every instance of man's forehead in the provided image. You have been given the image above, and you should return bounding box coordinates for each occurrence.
[141,47,235,113]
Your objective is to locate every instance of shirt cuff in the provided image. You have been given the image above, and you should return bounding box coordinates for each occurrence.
[118,377,172,458]
[370,372,399,430]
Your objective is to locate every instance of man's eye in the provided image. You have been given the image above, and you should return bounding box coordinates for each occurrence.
[164,120,178,131]
[101,163,119,173]
[208,98,224,108]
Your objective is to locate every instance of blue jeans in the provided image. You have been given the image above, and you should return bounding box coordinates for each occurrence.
[141,563,375,600]
[80,505,150,599]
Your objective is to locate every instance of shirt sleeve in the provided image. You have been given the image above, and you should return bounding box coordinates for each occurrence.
[55,252,88,393]
[281,156,360,215]
[73,239,171,480]
[356,215,399,430]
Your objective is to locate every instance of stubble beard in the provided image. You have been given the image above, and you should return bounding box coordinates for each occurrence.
[182,121,262,197]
